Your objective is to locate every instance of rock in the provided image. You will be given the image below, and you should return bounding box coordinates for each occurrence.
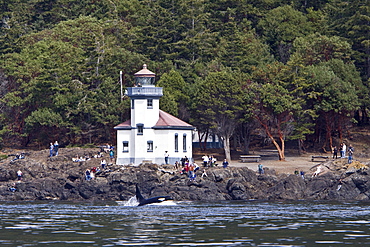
[1,147,370,201]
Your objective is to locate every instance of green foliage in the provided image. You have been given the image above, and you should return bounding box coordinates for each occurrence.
[247,62,303,159]
[326,0,370,80]
[258,5,316,62]
[191,70,244,160]
[192,70,243,133]
[0,0,368,149]
[302,63,359,113]
[157,69,191,119]
[0,15,146,145]
[249,63,301,119]
[290,33,353,65]
[25,108,63,128]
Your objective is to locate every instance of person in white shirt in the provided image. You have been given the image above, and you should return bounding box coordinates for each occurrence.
[202,155,209,167]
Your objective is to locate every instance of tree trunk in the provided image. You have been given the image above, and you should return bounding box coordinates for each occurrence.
[256,116,285,161]
[223,137,231,162]
[243,135,250,155]
[270,136,285,161]
[243,123,252,154]
[338,115,343,143]
[277,131,286,161]
[197,130,209,151]
[322,114,332,152]
[297,139,306,155]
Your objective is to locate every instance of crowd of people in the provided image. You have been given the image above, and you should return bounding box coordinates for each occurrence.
[7,140,358,189]
[172,155,230,182]
[6,143,116,189]
[84,158,111,181]
[180,162,200,182]
[83,152,114,181]
[201,155,218,167]
[332,143,355,164]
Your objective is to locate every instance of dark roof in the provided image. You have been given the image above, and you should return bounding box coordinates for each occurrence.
[114,119,131,129]
[155,110,193,128]
[114,110,194,130]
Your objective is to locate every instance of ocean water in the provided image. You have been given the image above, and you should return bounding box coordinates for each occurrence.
[0,200,370,246]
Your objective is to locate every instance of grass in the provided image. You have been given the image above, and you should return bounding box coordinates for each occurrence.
[0,154,8,161]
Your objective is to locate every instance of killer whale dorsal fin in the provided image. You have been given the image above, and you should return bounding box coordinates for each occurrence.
[135,184,145,203]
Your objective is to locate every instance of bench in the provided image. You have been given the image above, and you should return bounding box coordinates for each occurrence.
[260,149,278,153]
[240,155,261,163]
[259,150,279,160]
[311,156,329,162]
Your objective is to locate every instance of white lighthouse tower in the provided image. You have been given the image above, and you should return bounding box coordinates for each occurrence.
[114,64,194,165]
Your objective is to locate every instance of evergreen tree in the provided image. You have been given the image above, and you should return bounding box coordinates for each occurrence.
[192,70,243,161]
[248,62,302,161]
[326,0,370,80]
[157,69,191,121]
[258,5,316,63]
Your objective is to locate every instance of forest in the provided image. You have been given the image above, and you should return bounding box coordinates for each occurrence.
[0,0,369,161]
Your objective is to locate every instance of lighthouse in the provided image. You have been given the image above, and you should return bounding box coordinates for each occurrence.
[114,65,194,165]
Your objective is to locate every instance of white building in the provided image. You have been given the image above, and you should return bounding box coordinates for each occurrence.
[114,65,194,165]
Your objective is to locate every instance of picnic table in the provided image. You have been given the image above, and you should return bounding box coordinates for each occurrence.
[259,149,279,160]
[240,155,261,163]
[311,155,329,162]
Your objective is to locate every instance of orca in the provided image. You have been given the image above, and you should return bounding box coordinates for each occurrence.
[135,185,173,206]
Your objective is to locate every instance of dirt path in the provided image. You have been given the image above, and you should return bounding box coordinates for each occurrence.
[195,153,365,175]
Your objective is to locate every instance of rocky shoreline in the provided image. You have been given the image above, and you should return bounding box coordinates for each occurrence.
[0,148,370,202]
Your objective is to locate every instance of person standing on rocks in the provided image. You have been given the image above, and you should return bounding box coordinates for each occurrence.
[348,145,354,164]
[222,159,229,168]
[332,146,338,159]
[342,143,347,158]
[202,155,209,167]
[49,142,54,157]
[101,159,107,169]
[17,170,22,181]
[174,161,180,170]
[109,149,114,164]
[53,141,59,156]
[210,156,217,167]
[164,151,169,165]
[188,163,195,182]
[258,164,264,174]
[180,156,188,167]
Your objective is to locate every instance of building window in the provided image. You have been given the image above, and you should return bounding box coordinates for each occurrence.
[175,133,178,152]
[147,141,153,152]
[183,134,187,152]
[137,124,143,135]
[147,99,153,109]
[123,141,129,152]
[131,99,134,109]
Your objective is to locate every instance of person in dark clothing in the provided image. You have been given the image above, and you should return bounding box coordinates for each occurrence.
[332,146,338,159]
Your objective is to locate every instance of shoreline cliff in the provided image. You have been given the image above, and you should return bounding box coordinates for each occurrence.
[0,148,369,202]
